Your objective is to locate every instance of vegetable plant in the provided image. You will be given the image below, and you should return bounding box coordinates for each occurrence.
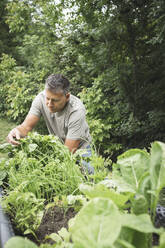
[0,132,108,236]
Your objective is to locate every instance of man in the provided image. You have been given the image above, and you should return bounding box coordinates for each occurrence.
[7,74,94,173]
[7,73,91,151]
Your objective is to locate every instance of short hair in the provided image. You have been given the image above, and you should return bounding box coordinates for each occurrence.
[45,74,70,94]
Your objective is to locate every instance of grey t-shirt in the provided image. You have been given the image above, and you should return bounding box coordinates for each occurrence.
[29,91,91,149]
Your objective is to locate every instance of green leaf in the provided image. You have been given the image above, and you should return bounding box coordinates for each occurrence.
[0,170,7,181]
[28,143,38,152]
[58,227,71,242]
[115,238,135,248]
[131,231,149,248]
[131,194,148,215]
[138,171,151,200]
[70,197,122,247]
[150,142,165,209]
[121,213,162,234]
[117,149,150,190]
[159,232,165,248]
[150,141,165,190]
[79,183,129,208]
[101,176,135,194]
[45,233,62,243]
[5,236,38,248]
[0,143,13,153]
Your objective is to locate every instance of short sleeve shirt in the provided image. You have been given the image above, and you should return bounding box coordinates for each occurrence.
[28,91,91,149]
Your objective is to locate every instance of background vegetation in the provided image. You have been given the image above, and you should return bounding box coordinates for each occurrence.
[0,118,15,158]
[1,0,165,159]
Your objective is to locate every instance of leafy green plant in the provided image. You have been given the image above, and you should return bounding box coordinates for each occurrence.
[41,198,163,248]
[5,236,38,248]
[0,132,108,237]
[0,53,41,122]
[6,71,39,122]
[79,72,123,157]
[74,147,109,183]
[1,133,86,198]
[0,54,16,116]
[104,141,165,222]
[2,140,165,247]
[78,183,130,210]
[150,142,165,220]
[69,198,162,248]
[2,191,44,235]
[0,133,87,236]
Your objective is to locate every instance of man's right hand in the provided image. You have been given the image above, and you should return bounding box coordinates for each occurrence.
[7,114,40,145]
[7,128,21,145]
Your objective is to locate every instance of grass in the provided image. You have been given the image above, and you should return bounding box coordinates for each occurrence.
[0,118,16,144]
[0,118,16,158]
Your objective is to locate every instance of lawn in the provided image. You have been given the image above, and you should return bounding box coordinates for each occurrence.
[0,118,15,158]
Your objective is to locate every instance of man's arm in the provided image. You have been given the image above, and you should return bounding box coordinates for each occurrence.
[64,139,80,153]
[7,114,40,145]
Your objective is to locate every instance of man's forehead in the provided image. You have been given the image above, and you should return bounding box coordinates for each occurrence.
[45,89,64,98]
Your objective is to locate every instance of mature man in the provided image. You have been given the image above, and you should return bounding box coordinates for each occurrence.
[7,74,92,154]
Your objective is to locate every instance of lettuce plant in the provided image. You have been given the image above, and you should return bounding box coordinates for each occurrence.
[103,141,165,221]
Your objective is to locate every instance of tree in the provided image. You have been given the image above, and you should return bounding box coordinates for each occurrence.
[1,0,165,157]
[0,0,16,57]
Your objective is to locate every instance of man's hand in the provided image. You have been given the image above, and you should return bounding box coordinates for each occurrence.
[7,114,40,145]
[7,128,22,145]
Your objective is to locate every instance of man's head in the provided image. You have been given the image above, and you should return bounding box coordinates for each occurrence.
[45,74,70,94]
[45,74,70,113]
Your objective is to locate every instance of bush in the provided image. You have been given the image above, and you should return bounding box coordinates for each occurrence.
[79,72,123,157]
[0,53,45,123]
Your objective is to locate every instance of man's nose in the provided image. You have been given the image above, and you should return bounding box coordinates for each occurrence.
[48,99,53,106]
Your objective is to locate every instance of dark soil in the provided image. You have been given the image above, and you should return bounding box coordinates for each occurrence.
[152,233,159,246]
[28,206,76,245]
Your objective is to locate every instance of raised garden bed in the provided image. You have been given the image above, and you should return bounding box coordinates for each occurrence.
[0,133,165,247]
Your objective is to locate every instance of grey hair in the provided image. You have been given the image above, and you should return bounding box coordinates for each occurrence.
[45,74,70,94]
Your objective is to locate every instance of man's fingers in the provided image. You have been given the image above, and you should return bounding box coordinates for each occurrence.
[15,129,21,140]
[9,137,20,145]
[7,128,21,145]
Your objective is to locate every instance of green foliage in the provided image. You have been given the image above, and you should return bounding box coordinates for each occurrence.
[5,236,38,248]
[0,54,16,115]
[1,0,165,246]
[6,1,34,33]
[1,133,86,198]
[0,0,16,57]
[66,0,165,155]
[68,198,160,248]
[79,183,129,209]
[2,191,44,234]
[0,118,15,144]
[0,132,87,234]
[0,132,109,237]
[79,72,123,156]
[6,71,38,122]
[104,141,165,221]
[1,0,165,158]
[117,149,150,191]
[0,54,43,122]
[3,140,165,247]
[70,198,122,247]
[150,142,165,218]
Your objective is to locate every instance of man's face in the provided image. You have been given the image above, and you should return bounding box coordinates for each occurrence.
[45,89,70,113]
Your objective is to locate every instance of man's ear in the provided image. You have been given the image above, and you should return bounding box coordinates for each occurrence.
[66,93,70,101]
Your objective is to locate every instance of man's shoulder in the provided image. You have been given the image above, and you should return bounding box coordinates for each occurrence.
[69,94,85,111]
[34,91,45,102]
[37,90,45,98]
